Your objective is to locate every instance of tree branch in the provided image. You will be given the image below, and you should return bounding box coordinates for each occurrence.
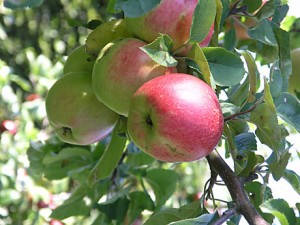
[206,151,270,225]
[212,208,237,225]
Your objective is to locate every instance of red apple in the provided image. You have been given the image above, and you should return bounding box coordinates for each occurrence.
[127,73,224,163]
[125,0,214,51]
[92,38,176,117]
[1,120,17,135]
[49,219,64,225]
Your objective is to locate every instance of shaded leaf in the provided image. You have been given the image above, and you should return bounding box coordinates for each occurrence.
[144,168,179,209]
[248,19,277,46]
[4,0,43,9]
[88,128,127,185]
[203,47,245,87]
[144,200,203,225]
[235,132,257,152]
[190,0,216,43]
[274,92,300,133]
[115,0,160,18]
[283,169,300,194]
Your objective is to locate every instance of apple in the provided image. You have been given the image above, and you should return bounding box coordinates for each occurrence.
[92,38,176,117]
[127,73,224,163]
[125,0,214,51]
[0,120,17,135]
[63,45,95,75]
[45,72,119,145]
[288,48,300,98]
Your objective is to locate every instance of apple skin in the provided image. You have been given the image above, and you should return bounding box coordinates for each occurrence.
[92,38,176,117]
[127,73,224,163]
[125,0,214,51]
[63,45,94,75]
[288,48,300,98]
[0,120,17,135]
[45,72,119,145]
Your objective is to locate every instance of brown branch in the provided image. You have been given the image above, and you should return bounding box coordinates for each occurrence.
[212,208,237,225]
[206,151,270,225]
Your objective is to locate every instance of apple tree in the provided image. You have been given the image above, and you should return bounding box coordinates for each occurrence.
[3,0,300,224]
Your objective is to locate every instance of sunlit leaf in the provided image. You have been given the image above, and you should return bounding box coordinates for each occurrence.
[261,199,297,225]
[283,169,300,194]
[140,34,177,67]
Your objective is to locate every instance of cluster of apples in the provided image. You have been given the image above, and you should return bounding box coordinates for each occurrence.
[45,0,224,163]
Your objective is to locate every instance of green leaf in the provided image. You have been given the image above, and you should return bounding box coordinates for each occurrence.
[187,43,213,87]
[144,168,179,209]
[283,169,300,194]
[274,28,292,91]
[115,0,160,18]
[255,0,275,22]
[269,151,291,181]
[96,195,130,224]
[4,0,43,9]
[239,50,260,103]
[140,34,177,67]
[169,211,219,225]
[127,191,155,224]
[248,19,278,46]
[42,147,92,164]
[224,25,236,51]
[88,127,127,185]
[210,0,223,46]
[144,200,203,225]
[245,181,273,207]
[261,199,297,225]
[50,185,92,220]
[249,103,286,155]
[235,132,257,152]
[203,47,245,86]
[274,92,300,133]
[269,68,283,98]
[190,0,216,43]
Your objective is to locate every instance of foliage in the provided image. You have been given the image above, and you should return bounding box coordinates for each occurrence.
[0,0,300,225]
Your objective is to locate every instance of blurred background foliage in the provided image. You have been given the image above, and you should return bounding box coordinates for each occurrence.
[0,0,299,225]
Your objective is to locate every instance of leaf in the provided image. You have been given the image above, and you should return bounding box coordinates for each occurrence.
[239,50,260,103]
[4,0,43,9]
[274,92,300,133]
[127,191,155,224]
[140,34,177,67]
[50,185,92,220]
[245,181,273,207]
[144,168,179,209]
[274,28,292,91]
[249,103,286,155]
[261,199,297,225]
[169,211,219,225]
[187,43,213,87]
[203,47,245,87]
[283,169,300,194]
[190,0,216,43]
[85,19,131,58]
[255,0,275,22]
[248,19,278,46]
[235,132,257,152]
[96,195,130,224]
[269,67,283,98]
[210,0,223,46]
[115,0,160,18]
[42,147,92,164]
[88,128,127,185]
[269,151,291,181]
[144,200,203,225]
[236,151,262,177]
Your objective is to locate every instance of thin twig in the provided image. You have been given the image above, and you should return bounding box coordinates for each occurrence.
[212,208,237,225]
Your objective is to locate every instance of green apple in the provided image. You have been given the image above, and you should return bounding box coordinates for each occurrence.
[288,48,300,98]
[92,38,176,117]
[45,72,119,145]
[63,45,95,75]
[127,73,224,163]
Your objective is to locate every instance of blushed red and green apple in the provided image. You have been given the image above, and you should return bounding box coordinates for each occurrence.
[127,73,224,163]
[92,38,176,117]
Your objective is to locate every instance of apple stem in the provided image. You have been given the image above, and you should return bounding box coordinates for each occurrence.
[206,151,270,225]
